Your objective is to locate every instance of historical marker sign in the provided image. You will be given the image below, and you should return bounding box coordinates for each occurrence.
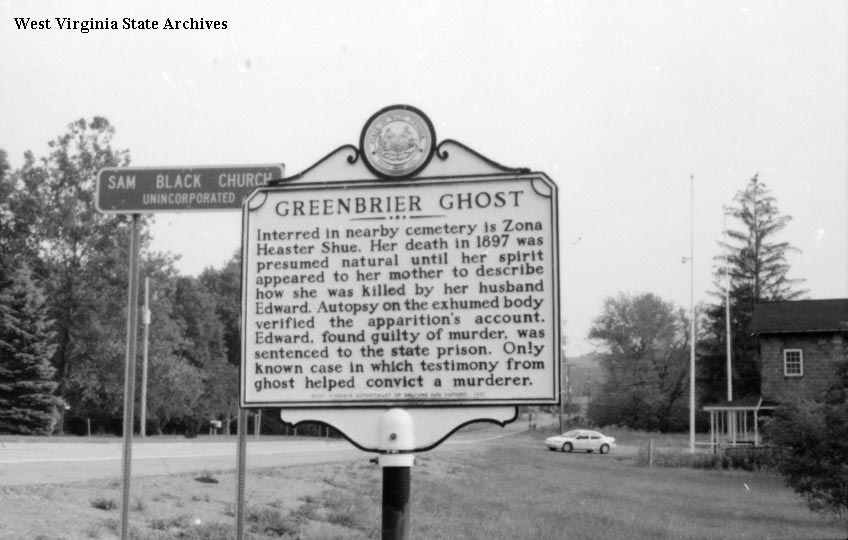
[241,174,560,408]
[97,164,284,213]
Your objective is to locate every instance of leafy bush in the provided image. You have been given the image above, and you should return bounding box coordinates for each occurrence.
[766,393,848,534]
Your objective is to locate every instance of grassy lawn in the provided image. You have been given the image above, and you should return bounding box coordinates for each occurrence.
[0,431,843,539]
[413,434,844,540]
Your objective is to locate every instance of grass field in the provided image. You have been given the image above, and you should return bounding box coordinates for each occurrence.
[0,430,844,540]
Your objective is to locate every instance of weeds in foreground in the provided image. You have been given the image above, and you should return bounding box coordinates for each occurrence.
[89,496,117,511]
[319,488,378,533]
[247,506,302,537]
[194,471,219,484]
[634,445,779,471]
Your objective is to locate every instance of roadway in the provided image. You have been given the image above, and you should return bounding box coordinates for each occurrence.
[0,422,527,486]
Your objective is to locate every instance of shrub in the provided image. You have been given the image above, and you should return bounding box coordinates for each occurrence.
[194,471,219,484]
[766,394,848,535]
[247,507,300,537]
[634,445,777,470]
[90,497,117,511]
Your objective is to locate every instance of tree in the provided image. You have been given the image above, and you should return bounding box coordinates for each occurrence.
[144,354,205,435]
[0,266,61,434]
[200,250,242,367]
[16,118,141,422]
[172,275,236,427]
[766,361,848,536]
[702,175,806,403]
[0,148,42,279]
[199,252,242,433]
[587,292,690,431]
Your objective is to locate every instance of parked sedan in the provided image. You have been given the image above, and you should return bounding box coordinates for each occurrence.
[545,430,616,454]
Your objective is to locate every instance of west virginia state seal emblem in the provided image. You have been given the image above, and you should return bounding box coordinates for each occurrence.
[360,105,436,178]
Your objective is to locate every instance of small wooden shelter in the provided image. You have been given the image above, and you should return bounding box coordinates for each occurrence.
[702,396,775,452]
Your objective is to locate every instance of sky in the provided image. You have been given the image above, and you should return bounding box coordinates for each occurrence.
[2,0,846,356]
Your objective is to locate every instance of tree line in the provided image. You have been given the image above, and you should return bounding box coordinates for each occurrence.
[0,118,831,438]
[585,175,809,432]
[0,117,243,435]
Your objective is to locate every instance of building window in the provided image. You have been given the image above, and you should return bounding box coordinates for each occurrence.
[784,349,803,377]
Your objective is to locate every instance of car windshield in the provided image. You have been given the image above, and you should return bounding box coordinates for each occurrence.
[561,430,580,437]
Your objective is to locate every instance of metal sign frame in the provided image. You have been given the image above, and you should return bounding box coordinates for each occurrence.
[240,172,560,410]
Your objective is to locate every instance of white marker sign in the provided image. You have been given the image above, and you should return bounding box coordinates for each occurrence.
[241,174,559,408]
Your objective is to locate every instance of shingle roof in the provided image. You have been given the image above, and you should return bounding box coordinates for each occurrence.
[750,299,848,334]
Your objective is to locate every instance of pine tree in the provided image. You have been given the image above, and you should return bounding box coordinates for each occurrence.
[702,175,806,402]
[0,266,61,435]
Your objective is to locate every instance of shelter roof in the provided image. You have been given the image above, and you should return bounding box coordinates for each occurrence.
[702,396,776,411]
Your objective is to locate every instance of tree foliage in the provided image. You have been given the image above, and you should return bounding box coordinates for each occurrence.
[0,266,61,434]
[766,361,848,535]
[1,119,245,435]
[702,175,806,403]
[15,118,138,417]
[587,292,690,431]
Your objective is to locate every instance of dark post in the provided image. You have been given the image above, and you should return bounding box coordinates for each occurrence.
[236,407,248,540]
[382,465,411,540]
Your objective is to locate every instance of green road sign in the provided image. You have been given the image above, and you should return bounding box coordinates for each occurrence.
[97,164,284,213]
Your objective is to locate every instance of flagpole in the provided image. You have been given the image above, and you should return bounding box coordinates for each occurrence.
[723,206,732,403]
[689,175,695,453]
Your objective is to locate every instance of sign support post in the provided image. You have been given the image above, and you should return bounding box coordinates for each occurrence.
[236,407,249,540]
[96,162,284,540]
[382,465,411,540]
[241,105,560,539]
[376,409,416,540]
[119,213,141,540]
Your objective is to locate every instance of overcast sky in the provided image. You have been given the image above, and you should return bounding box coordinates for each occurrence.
[2,0,846,355]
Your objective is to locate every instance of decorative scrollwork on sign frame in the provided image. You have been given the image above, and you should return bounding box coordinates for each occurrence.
[435,139,530,174]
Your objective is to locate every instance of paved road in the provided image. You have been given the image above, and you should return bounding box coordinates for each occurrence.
[0,423,526,486]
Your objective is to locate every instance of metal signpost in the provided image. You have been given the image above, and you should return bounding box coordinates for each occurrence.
[241,105,561,540]
[95,163,283,540]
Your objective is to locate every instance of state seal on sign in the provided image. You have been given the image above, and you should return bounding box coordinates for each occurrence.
[360,105,436,179]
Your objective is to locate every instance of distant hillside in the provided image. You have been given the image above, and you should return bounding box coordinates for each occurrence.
[561,352,604,398]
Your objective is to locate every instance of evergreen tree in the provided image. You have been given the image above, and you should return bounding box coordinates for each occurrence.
[0,149,42,278]
[702,175,806,403]
[0,266,61,434]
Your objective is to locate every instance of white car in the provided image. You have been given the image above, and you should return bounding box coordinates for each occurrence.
[545,429,616,454]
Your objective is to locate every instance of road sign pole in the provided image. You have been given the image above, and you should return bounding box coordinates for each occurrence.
[382,465,412,540]
[235,407,248,540]
[120,213,141,540]
[378,409,415,540]
[141,277,150,437]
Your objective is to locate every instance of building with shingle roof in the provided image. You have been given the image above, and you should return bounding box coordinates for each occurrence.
[702,299,848,451]
[751,298,848,402]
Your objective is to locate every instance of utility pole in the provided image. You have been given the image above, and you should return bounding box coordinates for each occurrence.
[141,278,150,438]
[723,205,735,447]
[688,175,696,454]
[723,206,733,402]
[559,362,574,433]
